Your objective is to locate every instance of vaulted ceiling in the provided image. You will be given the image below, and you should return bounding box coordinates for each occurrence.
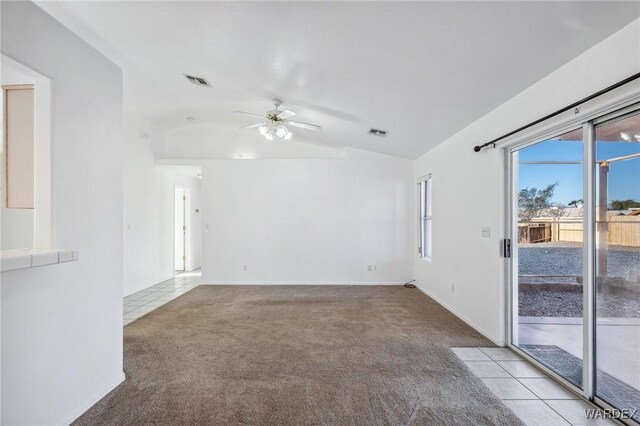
[38,1,640,158]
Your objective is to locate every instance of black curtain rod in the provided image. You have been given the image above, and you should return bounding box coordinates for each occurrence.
[473,72,640,153]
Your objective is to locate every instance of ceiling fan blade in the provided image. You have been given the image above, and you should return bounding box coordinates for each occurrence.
[276,109,296,120]
[233,111,266,119]
[239,122,264,130]
[289,120,321,131]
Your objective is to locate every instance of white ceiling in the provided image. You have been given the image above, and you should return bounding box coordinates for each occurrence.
[37,1,640,159]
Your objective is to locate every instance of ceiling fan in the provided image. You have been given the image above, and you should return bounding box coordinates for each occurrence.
[234,99,321,141]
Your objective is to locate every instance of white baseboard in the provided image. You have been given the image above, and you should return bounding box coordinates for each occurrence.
[201,281,405,286]
[61,371,125,425]
[415,285,504,347]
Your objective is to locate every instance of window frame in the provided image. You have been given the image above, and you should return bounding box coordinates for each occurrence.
[3,84,35,210]
[418,174,433,260]
[1,55,53,250]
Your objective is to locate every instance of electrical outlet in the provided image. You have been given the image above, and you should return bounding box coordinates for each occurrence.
[481,226,491,238]
[243,265,248,271]
[367,265,372,272]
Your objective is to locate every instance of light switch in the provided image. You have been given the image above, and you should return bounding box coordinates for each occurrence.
[481,226,491,238]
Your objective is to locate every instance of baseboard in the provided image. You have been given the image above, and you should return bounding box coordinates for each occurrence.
[415,285,504,347]
[61,371,125,425]
[201,281,405,286]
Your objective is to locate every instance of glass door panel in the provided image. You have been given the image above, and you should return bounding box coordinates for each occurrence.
[512,128,585,388]
[594,112,640,421]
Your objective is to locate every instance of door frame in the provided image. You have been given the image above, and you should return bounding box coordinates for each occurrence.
[504,124,589,400]
[503,86,640,421]
[174,185,187,273]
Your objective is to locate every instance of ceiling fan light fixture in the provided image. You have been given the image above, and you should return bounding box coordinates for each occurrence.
[255,121,292,141]
[235,100,320,141]
[276,126,288,138]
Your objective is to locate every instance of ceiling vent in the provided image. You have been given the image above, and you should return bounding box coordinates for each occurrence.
[184,74,212,88]
[368,128,388,137]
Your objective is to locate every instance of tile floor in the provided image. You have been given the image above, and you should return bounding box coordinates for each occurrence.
[452,347,616,426]
[123,271,201,326]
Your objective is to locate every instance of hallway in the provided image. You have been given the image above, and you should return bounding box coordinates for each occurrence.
[123,272,201,325]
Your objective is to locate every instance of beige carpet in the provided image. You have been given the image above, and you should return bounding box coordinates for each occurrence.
[75,286,522,425]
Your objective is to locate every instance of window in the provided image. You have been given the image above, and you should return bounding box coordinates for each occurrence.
[3,84,35,210]
[418,175,432,259]
[1,57,52,251]
[2,84,35,250]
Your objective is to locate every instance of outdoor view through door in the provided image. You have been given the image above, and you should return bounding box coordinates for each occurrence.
[510,107,639,421]
[594,112,640,417]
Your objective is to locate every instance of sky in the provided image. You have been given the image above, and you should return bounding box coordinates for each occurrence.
[518,139,640,205]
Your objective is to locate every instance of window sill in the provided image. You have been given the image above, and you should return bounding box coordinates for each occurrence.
[1,248,79,272]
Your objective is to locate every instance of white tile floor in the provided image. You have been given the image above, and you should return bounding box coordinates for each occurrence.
[123,272,201,326]
[452,347,616,426]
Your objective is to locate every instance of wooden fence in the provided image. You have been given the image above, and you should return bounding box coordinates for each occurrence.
[518,216,640,247]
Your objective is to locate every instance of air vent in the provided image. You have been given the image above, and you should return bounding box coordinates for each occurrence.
[368,128,388,137]
[184,74,212,88]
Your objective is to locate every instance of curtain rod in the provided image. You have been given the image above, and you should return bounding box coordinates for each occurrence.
[473,72,640,153]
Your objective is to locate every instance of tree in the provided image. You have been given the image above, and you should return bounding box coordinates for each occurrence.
[518,183,559,221]
[568,199,583,208]
[548,204,567,219]
[610,199,640,210]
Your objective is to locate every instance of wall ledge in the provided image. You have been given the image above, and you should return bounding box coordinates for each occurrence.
[1,248,79,272]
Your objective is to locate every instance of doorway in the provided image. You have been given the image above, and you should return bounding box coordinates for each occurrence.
[174,186,189,274]
[506,105,640,421]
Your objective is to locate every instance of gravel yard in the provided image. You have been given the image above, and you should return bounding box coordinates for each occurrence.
[518,242,640,318]
[519,242,639,282]
[519,290,640,318]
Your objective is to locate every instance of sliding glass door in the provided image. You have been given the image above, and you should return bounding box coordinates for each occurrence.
[508,105,640,421]
[511,129,585,388]
[594,112,640,421]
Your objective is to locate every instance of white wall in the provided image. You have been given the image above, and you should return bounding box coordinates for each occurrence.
[0,208,33,249]
[1,2,124,424]
[123,114,201,296]
[413,19,640,345]
[200,148,412,284]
